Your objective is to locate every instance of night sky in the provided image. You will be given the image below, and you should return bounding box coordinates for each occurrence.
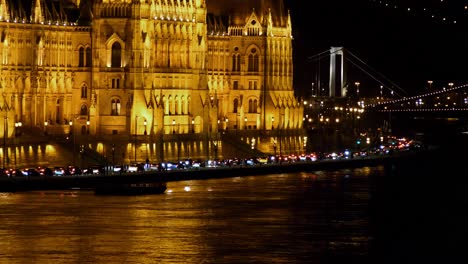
[285,0,468,98]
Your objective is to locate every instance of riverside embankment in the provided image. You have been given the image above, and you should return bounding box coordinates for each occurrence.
[0,148,429,193]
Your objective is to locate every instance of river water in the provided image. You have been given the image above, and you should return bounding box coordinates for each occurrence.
[1,139,467,264]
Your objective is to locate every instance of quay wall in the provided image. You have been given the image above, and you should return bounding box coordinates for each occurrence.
[0,150,427,193]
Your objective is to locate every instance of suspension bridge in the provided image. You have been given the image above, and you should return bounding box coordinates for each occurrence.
[306,47,468,116]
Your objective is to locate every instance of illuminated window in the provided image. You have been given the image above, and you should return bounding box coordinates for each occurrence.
[111,98,121,115]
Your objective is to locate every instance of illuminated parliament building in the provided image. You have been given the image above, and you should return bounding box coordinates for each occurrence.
[0,0,303,152]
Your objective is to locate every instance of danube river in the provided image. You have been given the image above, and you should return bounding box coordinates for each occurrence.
[1,137,467,264]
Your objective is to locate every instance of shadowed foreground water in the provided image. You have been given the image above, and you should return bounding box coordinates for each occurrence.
[0,167,379,264]
[1,144,467,264]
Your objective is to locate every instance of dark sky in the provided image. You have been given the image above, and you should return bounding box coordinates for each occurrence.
[285,0,468,98]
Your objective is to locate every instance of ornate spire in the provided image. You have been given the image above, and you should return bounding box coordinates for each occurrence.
[0,0,10,21]
[150,0,156,18]
[31,0,44,23]
[267,8,273,36]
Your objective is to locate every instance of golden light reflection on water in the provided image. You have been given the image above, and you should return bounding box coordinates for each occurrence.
[0,169,384,263]
[6,135,321,169]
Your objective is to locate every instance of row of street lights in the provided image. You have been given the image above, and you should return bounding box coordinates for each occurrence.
[427,80,455,90]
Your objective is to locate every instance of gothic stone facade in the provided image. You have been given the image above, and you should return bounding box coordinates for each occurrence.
[0,0,303,138]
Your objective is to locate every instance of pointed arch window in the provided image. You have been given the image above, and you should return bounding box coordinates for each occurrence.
[85,47,92,67]
[248,99,258,113]
[81,83,88,98]
[111,42,122,68]
[78,47,84,67]
[111,98,121,115]
[232,54,241,72]
[248,48,259,72]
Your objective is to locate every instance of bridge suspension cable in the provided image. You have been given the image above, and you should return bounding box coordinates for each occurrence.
[306,47,409,99]
[344,57,404,99]
[346,48,409,97]
[307,49,333,61]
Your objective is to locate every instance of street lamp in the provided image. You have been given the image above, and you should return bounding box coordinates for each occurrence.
[15,122,22,136]
[143,120,148,162]
[448,82,454,89]
[69,120,76,165]
[44,121,48,136]
[134,115,138,163]
[273,139,277,156]
[355,82,360,98]
[14,121,22,168]
[86,120,90,134]
[428,80,433,90]
[213,141,218,160]
[3,116,7,168]
[112,143,115,169]
[271,116,274,130]
[191,119,195,133]
[244,117,247,130]
[172,119,176,134]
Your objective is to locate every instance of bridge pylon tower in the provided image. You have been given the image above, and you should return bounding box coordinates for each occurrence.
[329,47,347,98]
